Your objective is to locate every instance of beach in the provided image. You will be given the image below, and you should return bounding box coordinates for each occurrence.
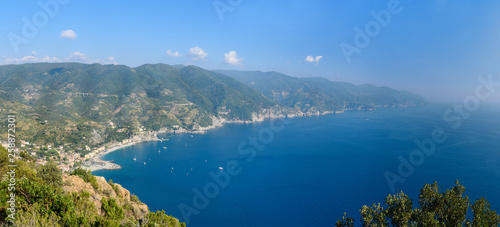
[85,138,159,172]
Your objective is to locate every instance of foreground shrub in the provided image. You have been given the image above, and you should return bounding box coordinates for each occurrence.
[336,181,500,226]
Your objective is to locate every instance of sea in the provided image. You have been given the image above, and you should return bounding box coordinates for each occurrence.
[94,103,500,226]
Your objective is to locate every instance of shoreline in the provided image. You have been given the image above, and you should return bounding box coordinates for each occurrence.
[86,110,346,172]
[86,106,400,172]
[86,139,158,172]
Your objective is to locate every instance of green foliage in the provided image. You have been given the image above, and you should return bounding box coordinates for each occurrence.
[385,192,413,226]
[471,197,500,226]
[70,168,99,191]
[108,179,120,195]
[0,63,279,150]
[0,145,38,182]
[145,210,186,227]
[0,178,73,224]
[36,161,63,189]
[130,194,142,204]
[19,150,35,162]
[337,181,500,226]
[0,153,185,226]
[105,125,135,143]
[0,146,11,178]
[360,203,388,227]
[101,197,124,220]
[416,181,469,225]
[336,212,354,227]
[36,148,60,159]
[13,202,62,227]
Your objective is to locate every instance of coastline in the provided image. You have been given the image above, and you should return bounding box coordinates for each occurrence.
[86,139,158,172]
[85,108,356,172]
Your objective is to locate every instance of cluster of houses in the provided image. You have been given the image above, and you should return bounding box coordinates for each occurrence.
[2,129,159,172]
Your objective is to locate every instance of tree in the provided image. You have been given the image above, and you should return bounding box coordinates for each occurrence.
[336,213,354,227]
[336,181,500,226]
[36,161,63,189]
[360,203,388,227]
[101,197,124,220]
[471,197,500,226]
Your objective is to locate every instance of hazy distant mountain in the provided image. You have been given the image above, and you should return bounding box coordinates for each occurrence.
[0,63,425,149]
[214,70,427,112]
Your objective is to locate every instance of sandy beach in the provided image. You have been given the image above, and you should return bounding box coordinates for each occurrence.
[85,140,156,172]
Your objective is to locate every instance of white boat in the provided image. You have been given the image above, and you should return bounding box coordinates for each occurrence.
[158,149,161,153]
[218,167,223,170]
[133,156,136,161]
[144,162,146,165]
[163,147,167,149]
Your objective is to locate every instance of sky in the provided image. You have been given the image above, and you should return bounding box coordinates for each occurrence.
[1,0,500,102]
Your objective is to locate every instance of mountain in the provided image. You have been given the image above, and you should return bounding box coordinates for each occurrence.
[0,63,426,155]
[0,63,273,153]
[214,70,427,113]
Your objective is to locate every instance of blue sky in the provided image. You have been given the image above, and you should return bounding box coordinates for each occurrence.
[1,0,500,101]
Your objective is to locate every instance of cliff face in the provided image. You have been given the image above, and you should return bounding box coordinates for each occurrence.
[62,174,149,221]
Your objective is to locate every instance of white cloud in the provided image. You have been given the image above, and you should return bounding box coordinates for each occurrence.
[31,51,37,56]
[67,51,89,61]
[188,46,208,61]
[107,56,118,65]
[66,51,117,65]
[166,50,182,57]
[60,29,77,39]
[1,51,118,65]
[2,55,61,65]
[224,51,243,66]
[305,55,323,63]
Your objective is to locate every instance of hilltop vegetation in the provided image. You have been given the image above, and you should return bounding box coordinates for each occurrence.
[0,145,185,226]
[0,63,273,155]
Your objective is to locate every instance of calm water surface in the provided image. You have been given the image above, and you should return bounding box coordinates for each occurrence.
[94,104,500,226]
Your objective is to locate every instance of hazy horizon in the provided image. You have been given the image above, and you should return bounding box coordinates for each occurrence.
[2,1,500,102]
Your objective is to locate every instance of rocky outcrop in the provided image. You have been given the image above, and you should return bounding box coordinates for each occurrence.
[114,183,131,202]
[62,174,149,220]
[95,176,117,198]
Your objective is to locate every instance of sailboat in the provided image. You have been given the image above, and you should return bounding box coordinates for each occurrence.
[158,149,161,153]
[133,156,136,161]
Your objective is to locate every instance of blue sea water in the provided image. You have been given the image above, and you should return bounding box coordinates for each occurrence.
[94,103,500,226]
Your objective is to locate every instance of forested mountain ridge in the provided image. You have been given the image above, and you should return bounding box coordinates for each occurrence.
[0,63,426,155]
[0,63,276,153]
[215,70,427,113]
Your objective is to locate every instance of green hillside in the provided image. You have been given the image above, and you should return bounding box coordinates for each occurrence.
[0,145,185,226]
[215,70,428,113]
[0,63,273,155]
[0,63,426,155]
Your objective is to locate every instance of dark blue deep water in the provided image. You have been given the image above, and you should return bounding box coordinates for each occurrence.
[94,104,500,226]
